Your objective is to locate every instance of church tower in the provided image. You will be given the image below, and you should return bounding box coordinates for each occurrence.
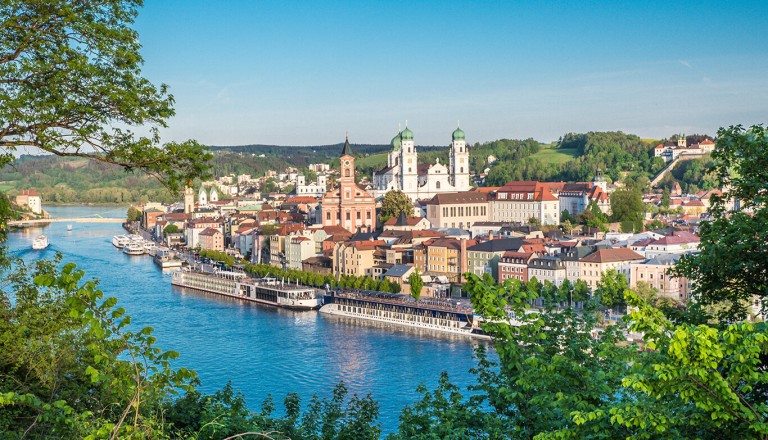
[450,126,470,191]
[184,185,195,214]
[209,186,219,202]
[198,187,208,206]
[388,132,401,168]
[399,125,418,196]
[339,134,356,200]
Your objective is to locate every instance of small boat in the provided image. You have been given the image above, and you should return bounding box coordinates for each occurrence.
[154,249,182,268]
[67,224,73,231]
[32,235,49,250]
[122,241,145,255]
[112,235,130,248]
[144,241,158,256]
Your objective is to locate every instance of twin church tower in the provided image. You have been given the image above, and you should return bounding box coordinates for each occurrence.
[372,126,470,201]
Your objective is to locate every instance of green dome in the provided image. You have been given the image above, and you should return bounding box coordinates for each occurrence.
[391,132,402,150]
[452,127,465,141]
[401,126,414,140]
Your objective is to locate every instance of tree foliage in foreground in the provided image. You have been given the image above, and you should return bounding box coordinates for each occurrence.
[0,0,211,191]
[672,124,768,322]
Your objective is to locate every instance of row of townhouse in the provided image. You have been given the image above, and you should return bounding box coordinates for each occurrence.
[496,240,694,303]
[424,179,610,229]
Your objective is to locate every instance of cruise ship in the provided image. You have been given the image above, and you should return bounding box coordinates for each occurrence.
[171,269,322,310]
[112,235,130,248]
[122,241,145,255]
[319,291,490,339]
[32,235,49,250]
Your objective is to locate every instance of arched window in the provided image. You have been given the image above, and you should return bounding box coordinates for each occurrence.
[460,167,464,173]
[345,169,350,177]
[436,181,441,189]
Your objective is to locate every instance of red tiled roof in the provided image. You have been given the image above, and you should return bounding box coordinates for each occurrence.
[199,227,222,237]
[580,248,644,263]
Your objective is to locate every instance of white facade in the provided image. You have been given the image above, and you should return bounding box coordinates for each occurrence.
[295,174,327,197]
[373,126,471,202]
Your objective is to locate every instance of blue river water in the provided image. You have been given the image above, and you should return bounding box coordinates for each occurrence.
[6,205,488,433]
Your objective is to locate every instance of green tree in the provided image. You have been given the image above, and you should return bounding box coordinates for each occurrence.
[661,187,671,209]
[672,125,768,322]
[126,206,141,222]
[595,268,628,309]
[163,224,180,235]
[0,0,211,190]
[380,190,414,222]
[408,269,423,301]
[610,188,644,232]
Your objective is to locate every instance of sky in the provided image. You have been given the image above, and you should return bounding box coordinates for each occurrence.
[134,0,768,147]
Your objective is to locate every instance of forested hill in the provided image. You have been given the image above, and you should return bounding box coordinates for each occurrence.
[0,131,704,204]
[482,131,669,187]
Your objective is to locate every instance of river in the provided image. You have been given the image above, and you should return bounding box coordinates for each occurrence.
[6,205,488,434]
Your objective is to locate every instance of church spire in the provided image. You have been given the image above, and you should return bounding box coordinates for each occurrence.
[340,133,353,156]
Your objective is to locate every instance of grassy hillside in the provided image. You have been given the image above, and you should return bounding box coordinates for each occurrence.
[530,144,579,164]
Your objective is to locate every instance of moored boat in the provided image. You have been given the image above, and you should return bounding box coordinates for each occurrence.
[171,269,322,310]
[112,235,130,248]
[32,235,49,250]
[154,249,182,268]
[122,241,145,255]
[319,291,489,339]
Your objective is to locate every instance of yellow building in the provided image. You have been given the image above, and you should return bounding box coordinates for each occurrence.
[332,240,385,278]
[579,248,645,289]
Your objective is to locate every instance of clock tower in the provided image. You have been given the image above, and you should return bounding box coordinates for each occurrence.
[320,134,377,233]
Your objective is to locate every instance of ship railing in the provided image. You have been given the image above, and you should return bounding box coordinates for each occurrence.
[331,291,474,314]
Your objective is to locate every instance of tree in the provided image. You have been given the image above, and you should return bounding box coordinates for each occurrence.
[527,216,542,227]
[408,269,423,301]
[0,0,211,191]
[672,125,768,322]
[661,187,671,209]
[610,188,644,232]
[380,190,414,222]
[595,268,628,309]
[163,224,180,235]
[561,219,574,234]
[126,206,141,222]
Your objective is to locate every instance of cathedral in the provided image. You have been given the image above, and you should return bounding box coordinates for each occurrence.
[372,126,470,201]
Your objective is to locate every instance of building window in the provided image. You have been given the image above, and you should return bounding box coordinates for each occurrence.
[346,212,351,221]
[366,211,371,220]
[436,181,441,189]
[356,212,361,220]
[345,169,351,177]
[326,212,331,220]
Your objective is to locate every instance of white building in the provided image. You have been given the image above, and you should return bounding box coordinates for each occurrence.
[295,174,327,197]
[372,126,471,202]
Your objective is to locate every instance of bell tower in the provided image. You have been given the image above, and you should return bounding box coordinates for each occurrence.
[184,185,195,214]
[399,125,418,197]
[451,126,470,191]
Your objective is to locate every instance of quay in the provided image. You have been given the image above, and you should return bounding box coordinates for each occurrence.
[9,217,125,227]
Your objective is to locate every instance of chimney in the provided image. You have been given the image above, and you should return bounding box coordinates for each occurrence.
[459,238,468,283]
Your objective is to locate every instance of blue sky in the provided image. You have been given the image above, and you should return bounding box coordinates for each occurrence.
[134,1,768,146]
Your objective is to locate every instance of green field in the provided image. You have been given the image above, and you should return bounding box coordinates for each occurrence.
[0,183,15,192]
[355,152,388,174]
[530,146,579,164]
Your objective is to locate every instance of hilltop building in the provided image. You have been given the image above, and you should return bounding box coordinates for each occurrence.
[373,126,471,202]
[15,190,41,215]
[320,136,376,233]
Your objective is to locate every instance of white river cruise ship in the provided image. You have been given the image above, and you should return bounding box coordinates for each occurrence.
[171,269,322,311]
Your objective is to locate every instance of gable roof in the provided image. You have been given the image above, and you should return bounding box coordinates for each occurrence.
[579,248,644,263]
[467,237,526,253]
[426,191,489,205]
